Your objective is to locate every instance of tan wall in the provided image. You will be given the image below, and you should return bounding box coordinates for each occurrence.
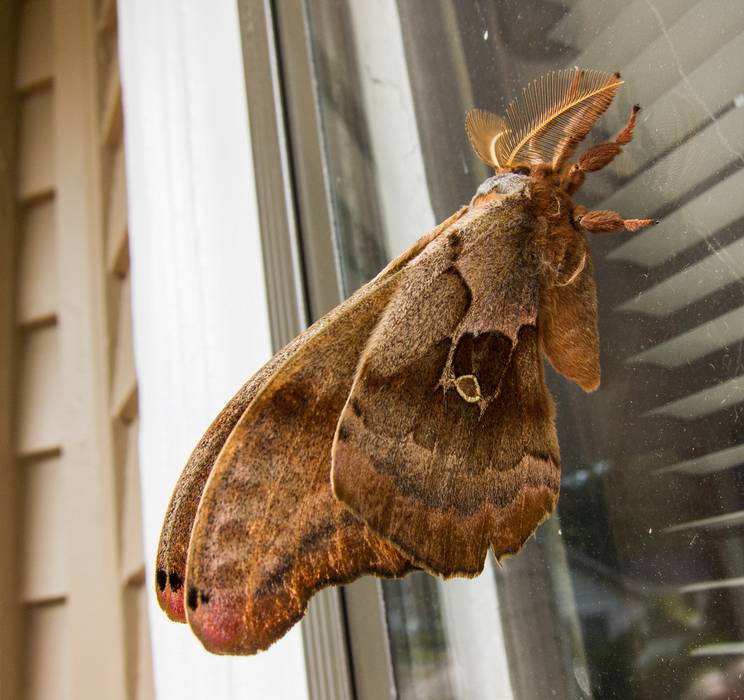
[2,1,153,698]
[0,2,22,698]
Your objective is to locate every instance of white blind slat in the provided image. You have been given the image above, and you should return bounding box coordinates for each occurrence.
[654,443,744,476]
[628,305,744,368]
[624,30,744,178]
[679,577,744,593]
[646,374,744,420]
[690,642,744,656]
[665,509,744,533]
[617,236,744,316]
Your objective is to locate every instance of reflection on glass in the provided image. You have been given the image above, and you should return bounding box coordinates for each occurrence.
[304,0,744,697]
[384,573,455,698]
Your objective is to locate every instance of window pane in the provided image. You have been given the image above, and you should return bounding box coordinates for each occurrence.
[303,1,744,697]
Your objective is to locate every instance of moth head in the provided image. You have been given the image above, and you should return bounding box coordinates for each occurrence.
[465,68,623,175]
[468,73,656,234]
[470,172,529,207]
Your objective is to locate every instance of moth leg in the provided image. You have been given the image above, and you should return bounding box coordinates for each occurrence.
[578,104,639,171]
[576,208,656,233]
[562,105,640,194]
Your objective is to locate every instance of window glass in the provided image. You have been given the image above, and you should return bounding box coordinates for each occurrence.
[303,1,744,697]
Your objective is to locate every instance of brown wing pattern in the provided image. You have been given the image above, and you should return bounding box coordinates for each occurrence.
[155,337,307,621]
[332,198,560,576]
[184,272,414,654]
[155,206,470,626]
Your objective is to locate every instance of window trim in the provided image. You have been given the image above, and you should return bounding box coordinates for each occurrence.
[235,1,397,697]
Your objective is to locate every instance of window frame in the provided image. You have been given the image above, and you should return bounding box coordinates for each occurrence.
[235,1,398,697]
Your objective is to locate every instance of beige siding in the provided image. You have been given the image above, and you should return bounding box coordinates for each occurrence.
[106,143,128,274]
[95,4,153,689]
[101,53,123,148]
[13,2,71,699]
[124,584,156,700]
[95,0,154,696]
[2,0,154,698]
[17,200,57,325]
[16,326,62,455]
[121,418,146,583]
[17,90,54,201]
[24,603,71,700]
[20,455,68,603]
[111,274,138,422]
[16,0,52,93]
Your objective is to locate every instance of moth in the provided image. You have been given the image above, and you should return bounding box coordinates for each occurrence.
[155,68,654,655]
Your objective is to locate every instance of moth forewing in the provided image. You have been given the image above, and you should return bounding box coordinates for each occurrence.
[154,331,320,623]
[183,270,412,654]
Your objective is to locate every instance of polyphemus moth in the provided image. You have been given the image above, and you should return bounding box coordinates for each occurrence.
[155,68,655,654]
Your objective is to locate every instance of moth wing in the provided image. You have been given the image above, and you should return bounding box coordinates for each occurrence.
[155,205,468,625]
[332,201,560,577]
[183,208,469,654]
[185,274,411,654]
[540,232,600,392]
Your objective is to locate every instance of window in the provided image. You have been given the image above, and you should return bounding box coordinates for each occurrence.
[282,1,744,698]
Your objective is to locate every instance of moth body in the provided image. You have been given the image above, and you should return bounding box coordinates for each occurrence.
[155,68,656,655]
